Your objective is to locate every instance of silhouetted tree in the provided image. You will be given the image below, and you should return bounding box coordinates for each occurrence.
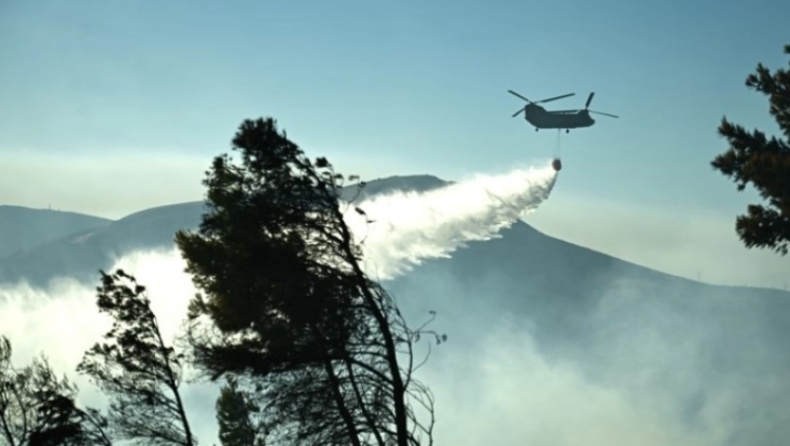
[712,43,790,254]
[0,336,112,446]
[72,409,112,446]
[216,376,263,446]
[175,118,442,446]
[77,269,195,446]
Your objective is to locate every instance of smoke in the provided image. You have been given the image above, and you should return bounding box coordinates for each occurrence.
[1,160,754,445]
[419,325,724,446]
[345,163,557,279]
[389,265,747,446]
[0,250,743,446]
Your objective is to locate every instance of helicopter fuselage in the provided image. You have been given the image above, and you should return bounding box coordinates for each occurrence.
[523,104,595,130]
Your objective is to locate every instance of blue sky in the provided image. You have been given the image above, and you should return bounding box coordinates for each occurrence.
[2,0,790,285]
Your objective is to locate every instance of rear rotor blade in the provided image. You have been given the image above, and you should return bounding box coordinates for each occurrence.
[589,110,618,118]
[585,92,595,109]
[508,90,533,103]
[536,93,575,104]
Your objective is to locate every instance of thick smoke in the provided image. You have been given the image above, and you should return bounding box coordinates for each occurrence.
[345,164,557,279]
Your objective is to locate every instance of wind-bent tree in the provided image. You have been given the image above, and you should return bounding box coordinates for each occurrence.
[215,376,263,446]
[0,336,112,446]
[77,270,195,446]
[712,43,790,254]
[176,117,442,446]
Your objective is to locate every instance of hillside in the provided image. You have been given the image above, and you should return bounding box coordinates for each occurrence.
[0,202,206,286]
[0,205,111,258]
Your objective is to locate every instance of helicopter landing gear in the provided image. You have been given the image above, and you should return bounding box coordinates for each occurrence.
[535,128,539,132]
[565,129,570,133]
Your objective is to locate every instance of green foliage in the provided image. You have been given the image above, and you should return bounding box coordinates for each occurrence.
[216,376,263,446]
[712,43,790,254]
[0,336,111,446]
[176,117,440,446]
[77,269,195,446]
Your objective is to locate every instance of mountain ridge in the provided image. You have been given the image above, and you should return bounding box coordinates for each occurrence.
[0,205,112,259]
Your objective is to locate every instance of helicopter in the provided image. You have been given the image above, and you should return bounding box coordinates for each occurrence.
[508,90,618,133]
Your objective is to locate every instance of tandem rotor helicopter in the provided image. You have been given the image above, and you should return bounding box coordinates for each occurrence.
[508,90,618,133]
[507,89,619,172]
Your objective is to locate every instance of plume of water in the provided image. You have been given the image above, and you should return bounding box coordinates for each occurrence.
[344,163,558,279]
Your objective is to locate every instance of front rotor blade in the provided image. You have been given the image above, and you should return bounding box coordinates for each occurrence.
[508,90,533,103]
[589,110,618,118]
[512,106,526,117]
[536,93,575,104]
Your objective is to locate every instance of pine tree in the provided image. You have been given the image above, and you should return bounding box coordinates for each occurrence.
[0,336,111,446]
[176,117,442,446]
[77,269,195,446]
[712,43,790,254]
[216,376,262,446]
